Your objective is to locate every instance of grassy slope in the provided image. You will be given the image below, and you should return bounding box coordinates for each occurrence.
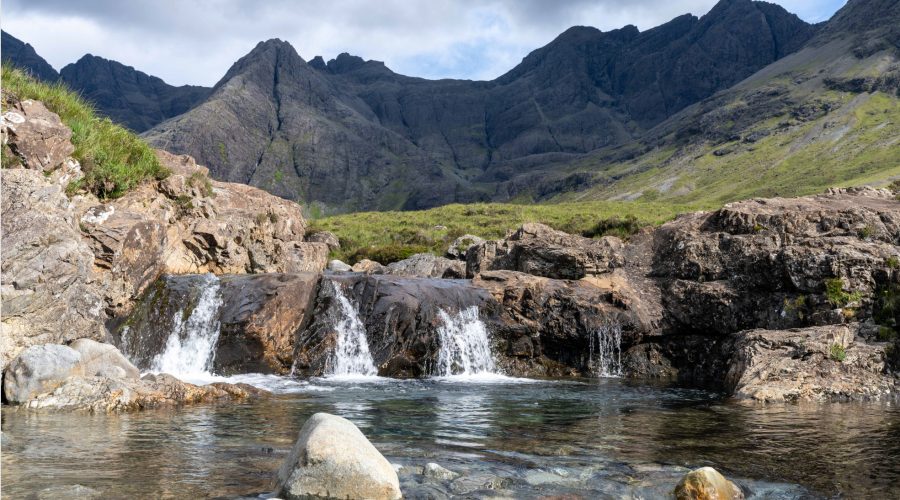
[310,200,697,263]
[1,64,167,199]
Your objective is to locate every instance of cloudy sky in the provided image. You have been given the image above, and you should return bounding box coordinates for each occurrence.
[4,0,846,87]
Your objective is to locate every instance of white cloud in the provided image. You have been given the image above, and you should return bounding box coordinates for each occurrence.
[3,0,846,86]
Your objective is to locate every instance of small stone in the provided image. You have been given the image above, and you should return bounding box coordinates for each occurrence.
[423,462,459,481]
[328,259,352,272]
[674,467,744,500]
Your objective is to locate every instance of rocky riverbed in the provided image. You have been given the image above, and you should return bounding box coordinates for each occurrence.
[2,98,900,498]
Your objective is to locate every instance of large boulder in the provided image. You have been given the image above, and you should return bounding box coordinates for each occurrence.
[306,230,340,252]
[384,253,465,278]
[276,412,401,500]
[68,338,141,380]
[674,467,743,500]
[466,223,625,279]
[1,169,106,370]
[1,99,74,172]
[446,234,485,260]
[351,259,385,274]
[3,344,83,403]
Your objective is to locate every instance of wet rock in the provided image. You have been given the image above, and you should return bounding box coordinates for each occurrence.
[1,99,73,172]
[352,259,385,274]
[674,467,743,500]
[33,484,102,500]
[276,412,401,500]
[3,344,83,403]
[723,324,898,402]
[306,230,340,252]
[446,234,485,260]
[328,259,352,272]
[423,463,459,481]
[216,273,321,374]
[1,169,106,370]
[384,253,465,278]
[68,338,140,380]
[466,223,625,279]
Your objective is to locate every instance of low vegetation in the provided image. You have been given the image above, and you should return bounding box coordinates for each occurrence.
[824,278,863,308]
[309,200,695,263]
[1,64,168,199]
[829,343,846,362]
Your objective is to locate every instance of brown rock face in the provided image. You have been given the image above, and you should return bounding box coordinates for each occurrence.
[2,100,74,172]
[466,223,625,279]
[216,273,322,374]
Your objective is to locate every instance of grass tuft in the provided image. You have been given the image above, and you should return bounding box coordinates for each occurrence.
[2,64,168,199]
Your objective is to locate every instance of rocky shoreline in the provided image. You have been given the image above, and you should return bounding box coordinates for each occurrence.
[3,98,899,411]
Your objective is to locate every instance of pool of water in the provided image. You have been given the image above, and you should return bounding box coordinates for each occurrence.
[3,375,899,498]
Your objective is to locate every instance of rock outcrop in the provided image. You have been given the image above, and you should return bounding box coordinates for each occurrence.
[384,253,466,279]
[466,223,625,279]
[2,99,73,171]
[276,412,401,500]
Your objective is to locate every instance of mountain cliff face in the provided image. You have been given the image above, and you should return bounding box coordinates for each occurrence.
[143,0,817,211]
[58,55,211,132]
[1,31,59,82]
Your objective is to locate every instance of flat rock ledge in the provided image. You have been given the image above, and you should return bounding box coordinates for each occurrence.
[276,412,402,500]
[3,341,267,412]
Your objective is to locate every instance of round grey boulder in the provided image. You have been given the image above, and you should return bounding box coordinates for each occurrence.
[276,412,401,500]
[3,344,83,403]
[68,338,140,380]
[327,259,352,272]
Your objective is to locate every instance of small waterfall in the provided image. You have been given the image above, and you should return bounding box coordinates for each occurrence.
[326,281,378,377]
[434,306,497,376]
[588,323,623,377]
[150,274,223,376]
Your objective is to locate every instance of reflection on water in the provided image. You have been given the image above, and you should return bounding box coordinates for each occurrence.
[3,377,899,498]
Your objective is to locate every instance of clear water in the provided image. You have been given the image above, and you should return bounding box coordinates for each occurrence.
[326,280,378,378]
[3,376,899,499]
[434,306,498,377]
[150,273,223,377]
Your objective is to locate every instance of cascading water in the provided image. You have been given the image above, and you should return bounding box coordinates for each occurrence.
[150,274,223,376]
[434,306,498,376]
[588,323,623,377]
[326,281,378,377]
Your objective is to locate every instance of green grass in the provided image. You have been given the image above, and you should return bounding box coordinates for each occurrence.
[829,343,847,362]
[824,278,863,307]
[2,64,168,199]
[309,200,694,263]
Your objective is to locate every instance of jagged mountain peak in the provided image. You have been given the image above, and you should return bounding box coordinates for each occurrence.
[1,30,59,82]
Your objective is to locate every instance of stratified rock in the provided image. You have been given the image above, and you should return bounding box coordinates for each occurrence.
[352,259,385,274]
[724,324,897,402]
[1,99,73,171]
[68,338,140,380]
[276,412,401,500]
[1,169,106,370]
[384,253,465,278]
[3,344,83,403]
[328,259,352,272]
[306,231,340,252]
[467,223,625,279]
[446,234,485,260]
[674,467,743,500]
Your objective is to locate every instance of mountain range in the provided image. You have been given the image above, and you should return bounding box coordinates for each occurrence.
[3,0,898,212]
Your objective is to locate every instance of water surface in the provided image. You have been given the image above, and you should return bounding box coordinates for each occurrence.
[4,376,899,499]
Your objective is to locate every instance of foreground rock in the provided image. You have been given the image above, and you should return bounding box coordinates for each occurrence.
[276,412,401,500]
[674,467,743,500]
[3,341,266,412]
[723,324,897,402]
[2,99,74,172]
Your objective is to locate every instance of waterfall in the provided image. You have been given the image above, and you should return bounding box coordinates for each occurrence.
[434,306,497,376]
[150,274,223,376]
[588,323,623,377]
[326,281,378,377]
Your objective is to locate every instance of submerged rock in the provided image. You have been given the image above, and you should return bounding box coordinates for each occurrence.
[674,467,744,500]
[423,462,460,481]
[3,344,83,403]
[34,484,102,500]
[276,412,401,500]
